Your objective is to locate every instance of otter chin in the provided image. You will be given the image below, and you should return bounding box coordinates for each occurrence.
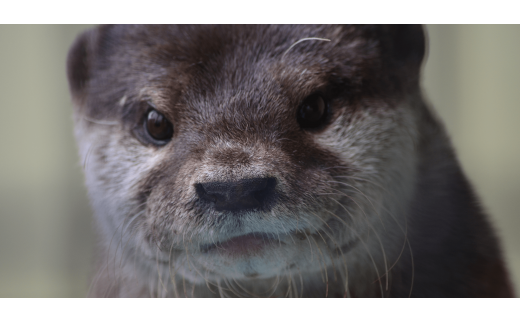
[67,25,514,297]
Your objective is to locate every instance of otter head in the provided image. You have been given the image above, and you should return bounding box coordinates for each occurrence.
[67,25,425,296]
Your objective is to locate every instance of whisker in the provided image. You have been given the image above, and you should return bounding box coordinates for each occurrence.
[82,144,94,171]
[323,190,390,292]
[302,217,339,283]
[407,238,415,298]
[82,115,119,126]
[330,176,413,288]
[309,235,329,296]
[223,278,242,298]
[321,204,384,297]
[117,209,146,270]
[327,180,386,229]
[303,215,349,295]
[282,37,331,58]
[232,278,262,298]
[168,241,180,298]
[156,247,170,297]
[284,272,293,298]
[296,266,304,298]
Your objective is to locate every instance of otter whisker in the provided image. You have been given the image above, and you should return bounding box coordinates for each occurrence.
[82,144,94,171]
[284,271,293,298]
[304,214,349,289]
[329,178,413,286]
[321,205,384,297]
[407,238,415,298]
[223,278,242,298]
[231,278,262,298]
[105,205,146,290]
[302,217,339,282]
[155,248,168,297]
[81,115,119,126]
[180,238,216,296]
[216,280,233,298]
[324,190,390,291]
[327,180,385,227]
[282,37,331,58]
[117,209,146,270]
[266,274,282,298]
[309,235,329,294]
[168,241,180,298]
[296,266,304,298]
[91,203,146,296]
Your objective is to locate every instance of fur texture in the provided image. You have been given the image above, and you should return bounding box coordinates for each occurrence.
[67,25,513,297]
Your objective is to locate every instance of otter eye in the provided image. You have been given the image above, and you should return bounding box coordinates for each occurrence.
[144,109,173,143]
[297,94,327,129]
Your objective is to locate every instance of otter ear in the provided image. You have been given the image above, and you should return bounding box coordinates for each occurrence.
[383,24,426,70]
[66,27,100,102]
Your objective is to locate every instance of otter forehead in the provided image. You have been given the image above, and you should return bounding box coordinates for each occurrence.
[77,24,422,124]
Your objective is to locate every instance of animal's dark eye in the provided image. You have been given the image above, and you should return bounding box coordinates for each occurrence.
[144,109,173,143]
[297,94,327,129]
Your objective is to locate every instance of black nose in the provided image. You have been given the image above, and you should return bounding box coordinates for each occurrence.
[195,177,277,212]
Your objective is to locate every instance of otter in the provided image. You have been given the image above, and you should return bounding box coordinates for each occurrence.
[67,25,513,297]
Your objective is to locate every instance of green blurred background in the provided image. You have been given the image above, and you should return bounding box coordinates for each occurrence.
[0,25,518,297]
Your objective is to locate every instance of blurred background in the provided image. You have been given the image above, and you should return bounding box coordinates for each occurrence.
[0,25,518,297]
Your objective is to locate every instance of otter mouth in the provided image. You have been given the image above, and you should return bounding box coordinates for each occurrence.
[201,232,282,257]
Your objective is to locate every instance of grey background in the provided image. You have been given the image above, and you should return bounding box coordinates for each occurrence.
[0,25,518,297]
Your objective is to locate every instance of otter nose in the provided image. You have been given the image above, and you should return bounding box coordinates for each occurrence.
[195,177,277,212]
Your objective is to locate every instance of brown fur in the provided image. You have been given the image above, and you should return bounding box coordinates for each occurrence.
[67,25,513,297]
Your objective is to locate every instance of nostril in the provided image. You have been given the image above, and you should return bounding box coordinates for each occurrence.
[251,177,276,205]
[195,183,223,204]
[195,177,277,212]
[206,193,223,204]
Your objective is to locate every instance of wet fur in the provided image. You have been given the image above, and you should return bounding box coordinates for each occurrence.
[67,25,513,297]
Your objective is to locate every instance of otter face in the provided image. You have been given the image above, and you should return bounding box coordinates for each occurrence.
[68,25,425,295]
